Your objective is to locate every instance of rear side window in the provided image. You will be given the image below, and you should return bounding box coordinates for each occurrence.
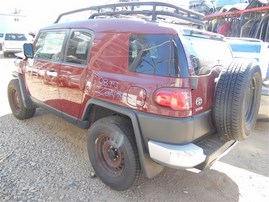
[65,31,92,65]
[34,30,67,61]
[5,33,27,41]
[129,34,180,77]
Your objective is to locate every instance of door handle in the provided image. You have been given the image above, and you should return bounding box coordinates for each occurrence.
[47,71,58,77]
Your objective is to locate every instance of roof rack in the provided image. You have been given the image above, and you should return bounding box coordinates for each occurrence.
[54,1,205,27]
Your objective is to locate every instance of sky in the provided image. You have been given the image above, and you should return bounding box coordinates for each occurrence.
[0,0,119,32]
[0,0,187,33]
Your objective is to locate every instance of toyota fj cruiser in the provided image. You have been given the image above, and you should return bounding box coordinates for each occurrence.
[8,2,262,191]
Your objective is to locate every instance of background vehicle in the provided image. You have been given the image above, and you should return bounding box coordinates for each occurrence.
[2,32,29,57]
[7,2,262,191]
[227,37,269,90]
[189,0,216,14]
[0,33,4,50]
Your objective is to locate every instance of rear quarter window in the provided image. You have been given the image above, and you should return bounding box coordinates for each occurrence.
[129,34,180,77]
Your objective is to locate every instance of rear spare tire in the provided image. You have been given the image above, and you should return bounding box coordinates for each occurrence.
[213,58,262,141]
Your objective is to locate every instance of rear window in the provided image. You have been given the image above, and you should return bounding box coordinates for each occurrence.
[5,33,27,41]
[184,36,233,75]
[129,34,184,77]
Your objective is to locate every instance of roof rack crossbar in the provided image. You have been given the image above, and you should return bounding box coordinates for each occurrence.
[89,10,204,25]
[54,1,204,26]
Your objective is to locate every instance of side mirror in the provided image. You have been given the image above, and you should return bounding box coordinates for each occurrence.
[23,43,34,58]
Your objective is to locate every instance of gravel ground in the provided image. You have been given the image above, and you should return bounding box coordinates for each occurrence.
[0,54,268,202]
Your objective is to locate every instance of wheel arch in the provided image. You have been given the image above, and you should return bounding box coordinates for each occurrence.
[11,71,35,109]
[82,98,164,179]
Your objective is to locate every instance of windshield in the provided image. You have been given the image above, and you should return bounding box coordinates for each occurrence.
[185,36,233,75]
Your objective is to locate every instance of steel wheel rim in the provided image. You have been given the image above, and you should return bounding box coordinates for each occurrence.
[95,133,124,177]
[11,89,20,111]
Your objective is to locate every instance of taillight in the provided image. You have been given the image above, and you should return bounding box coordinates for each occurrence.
[154,88,192,111]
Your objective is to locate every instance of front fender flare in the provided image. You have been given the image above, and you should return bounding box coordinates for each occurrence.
[11,71,35,109]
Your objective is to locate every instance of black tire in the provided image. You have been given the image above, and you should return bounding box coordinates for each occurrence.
[7,79,36,120]
[213,58,262,141]
[87,116,141,191]
[3,52,8,57]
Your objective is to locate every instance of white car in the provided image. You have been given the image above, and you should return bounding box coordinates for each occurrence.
[2,33,30,57]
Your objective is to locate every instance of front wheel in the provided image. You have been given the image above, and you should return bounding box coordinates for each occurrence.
[7,79,36,120]
[87,116,141,191]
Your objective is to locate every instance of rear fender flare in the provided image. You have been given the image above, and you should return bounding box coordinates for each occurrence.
[82,98,164,179]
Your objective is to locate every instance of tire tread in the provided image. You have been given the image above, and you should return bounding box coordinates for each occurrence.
[213,58,262,141]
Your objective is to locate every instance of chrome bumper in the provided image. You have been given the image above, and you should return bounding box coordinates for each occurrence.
[148,141,206,169]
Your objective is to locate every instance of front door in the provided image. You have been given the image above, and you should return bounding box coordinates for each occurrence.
[25,30,69,110]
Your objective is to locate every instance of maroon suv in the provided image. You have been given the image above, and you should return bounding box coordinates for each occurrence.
[8,2,262,191]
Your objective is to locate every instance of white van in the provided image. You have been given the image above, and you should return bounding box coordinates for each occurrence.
[227,37,269,93]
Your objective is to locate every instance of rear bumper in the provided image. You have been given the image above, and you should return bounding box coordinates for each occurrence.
[148,134,237,169]
[3,47,22,53]
[148,141,206,168]
[137,110,215,145]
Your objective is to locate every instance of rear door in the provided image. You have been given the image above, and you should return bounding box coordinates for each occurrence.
[58,29,93,118]
[25,29,69,110]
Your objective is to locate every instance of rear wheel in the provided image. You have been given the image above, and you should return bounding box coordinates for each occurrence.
[8,79,36,120]
[87,116,141,191]
[213,58,262,141]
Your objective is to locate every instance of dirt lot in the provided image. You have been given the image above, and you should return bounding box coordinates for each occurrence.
[0,53,268,202]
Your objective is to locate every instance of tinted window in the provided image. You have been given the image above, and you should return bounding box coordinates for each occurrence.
[5,33,27,41]
[65,31,92,65]
[0,33,3,38]
[34,30,67,61]
[129,34,180,77]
